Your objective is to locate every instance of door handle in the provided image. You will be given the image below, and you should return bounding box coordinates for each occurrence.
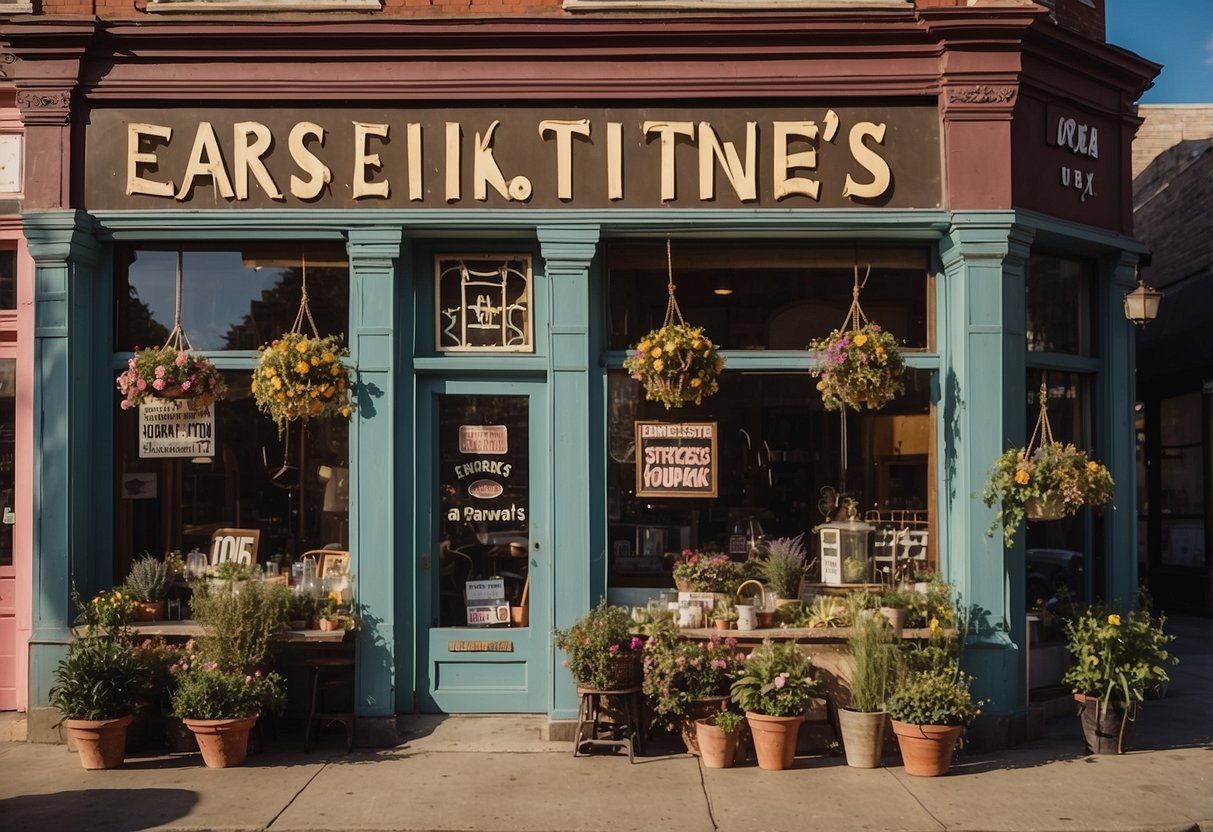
[420,554,430,571]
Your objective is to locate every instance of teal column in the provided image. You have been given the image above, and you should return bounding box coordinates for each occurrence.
[23,210,102,722]
[346,228,404,726]
[538,225,600,720]
[939,213,1035,729]
[1104,252,1140,606]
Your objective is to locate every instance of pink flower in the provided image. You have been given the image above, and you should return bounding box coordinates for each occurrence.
[725,637,737,648]
[152,378,165,390]
[774,674,787,689]
[155,365,166,378]
[254,669,262,678]
[630,637,643,650]
[174,352,188,367]
[136,378,147,391]
[169,663,179,673]
[181,380,191,391]
[608,644,620,654]
[120,400,131,410]
[245,675,253,685]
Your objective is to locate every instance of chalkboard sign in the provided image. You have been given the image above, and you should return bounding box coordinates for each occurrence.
[634,421,717,498]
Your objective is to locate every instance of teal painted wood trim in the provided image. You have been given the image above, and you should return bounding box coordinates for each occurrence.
[537,225,601,719]
[23,210,104,707]
[603,349,941,372]
[347,227,404,718]
[87,208,954,239]
[939,213,1034,719]
[1024,353,1101,374]
[1103,252,1141,605]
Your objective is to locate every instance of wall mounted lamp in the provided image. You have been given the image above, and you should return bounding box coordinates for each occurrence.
[713,276,734,296]
[1123,273,1162,327]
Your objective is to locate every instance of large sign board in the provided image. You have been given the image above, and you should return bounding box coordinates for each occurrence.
[87,104,942,211]
[634,421,718,498]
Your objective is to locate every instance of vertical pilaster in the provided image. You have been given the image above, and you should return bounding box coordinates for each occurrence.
[346,227,403,735]
[537,225,600,720]
[22,209,100,735]
[1105,252,1140,605]
[939,213,1034,734]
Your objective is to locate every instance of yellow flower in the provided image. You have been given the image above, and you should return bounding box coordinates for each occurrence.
[295,361,310,374]
[1087,461,1100,472]
[310,356,320,366]
[690,377,702,388]
[1014,469,1031,485]
[650,347,662,358]
[322,352,335,364]
[653,359,664,371]
[929,617,941,633]
[264,366,277,377]
[271,376,282,390]
[1088,655,1099,666]
[853,333,868,347]
[692,339,703,349]
[341,407,351,418]
[295,339,309,353]
[714,358,724,372]
[330,365,340,377]
[1108,614,1121,626]
[816,381,826,391]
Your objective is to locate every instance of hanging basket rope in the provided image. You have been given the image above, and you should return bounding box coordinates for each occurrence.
[115,251,228,412]
[251,250,355,431]
[808,263,906,412]
[622,240,723,409]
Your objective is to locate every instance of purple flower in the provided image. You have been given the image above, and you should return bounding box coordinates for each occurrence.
[608,643,620,654]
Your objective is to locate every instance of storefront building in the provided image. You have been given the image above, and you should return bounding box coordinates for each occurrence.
[4,0,1157,744]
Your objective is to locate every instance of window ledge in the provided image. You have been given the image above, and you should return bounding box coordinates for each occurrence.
[564,0,911,10]
[0,2,34,13]
[146,0,381,12]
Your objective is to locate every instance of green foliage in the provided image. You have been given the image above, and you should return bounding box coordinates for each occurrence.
[623,323,723,409]
[730,639,817,717]
[1062,604,1175,709]
[124,554,172,602]
[982,442,1114,548]
[209,561,258,582]
[252,331,354,429]
[803,596,846,628]
[846,612,903,713]
[553,599,645,690]
[189,579,292,671]
[759,534,807,600]
[641,619,745,730]
[707,709,745,735]
[288,592,322,622]
[76,587,137,635]
[902,577,957,630]
[809,323,906,412]
[170,654,285,721]
[710,599,738,622]
[886,665,980,727]
[49,635,149,721]
[671,550,742,594]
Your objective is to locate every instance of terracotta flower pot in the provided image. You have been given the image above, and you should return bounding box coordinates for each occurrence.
[65,714,135,770]
[879,607,906,637]
[133,600,166,622]
[677,695,730,755]
[838,708,888,768]
[184,715,258,768]
[745,711,804,771]
[694,717,740,769]
[891,719,962,776]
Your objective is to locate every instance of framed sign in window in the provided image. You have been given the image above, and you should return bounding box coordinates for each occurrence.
[634,421,718,498]
[435,254,533,353]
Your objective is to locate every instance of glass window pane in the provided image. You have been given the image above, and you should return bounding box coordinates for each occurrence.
[607,245,930,352]
[438,394,530,628]
[1026,256,1093,355]
[1160,392,1201,446]
[0,249,16,310]
[1161,519,1206,568]
[607,369,933,589]
[115,245,350,353]
[112,380,350,580]
[0,358,13,566]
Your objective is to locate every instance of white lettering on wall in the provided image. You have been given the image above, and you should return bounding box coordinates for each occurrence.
[127,123,175,197]
[288,121,330,200]
[841,121,891,200]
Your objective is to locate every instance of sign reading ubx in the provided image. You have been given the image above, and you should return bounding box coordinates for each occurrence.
[86,104,942,210]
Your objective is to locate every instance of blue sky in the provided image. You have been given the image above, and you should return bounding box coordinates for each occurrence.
[1105,0,1213,103]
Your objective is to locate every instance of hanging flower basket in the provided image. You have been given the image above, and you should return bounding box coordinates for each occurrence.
[622,240,723,409]
[808,322,906,411]
[624,322,722,409]
[117,348,228,412]
[982,384,1114,548]
[808,265,906,412]
[251,332,354,430]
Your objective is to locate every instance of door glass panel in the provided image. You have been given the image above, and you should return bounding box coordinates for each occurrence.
[0,250,15,310]
[437,394,529,627]
[0,358,13,566]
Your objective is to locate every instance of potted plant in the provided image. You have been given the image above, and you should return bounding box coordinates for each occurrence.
[758,534,807,605]
[982,441,1114,548]
[49,589,149,769]
[116,345,228,412]
[694,709,746,769]
[170,649,286,768]
[623,322,723,410]
[877,585,914,637]
[809,321,906,412]
[1062,603,1175,754]
[671,549,742,595]
[124,554,172,621]
[886,663,980,776]
[251,332,354,431]
[288,593,321,630]
[188,578,293,673]
[641,619,745,754]
[839,608,902,768]
[730,639,817,770]
[554,599,646,691]
[710,599,738,630]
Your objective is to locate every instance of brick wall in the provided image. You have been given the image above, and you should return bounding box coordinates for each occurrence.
[1054,0,1103,41]
[1134,138,1213,290]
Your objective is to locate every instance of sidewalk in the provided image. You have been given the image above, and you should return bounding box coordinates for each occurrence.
[1,616,1209,832]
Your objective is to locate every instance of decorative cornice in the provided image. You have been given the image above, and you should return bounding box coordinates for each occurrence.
[948,85,1016,105]
[15,88,72,125]
[0,52,14,80]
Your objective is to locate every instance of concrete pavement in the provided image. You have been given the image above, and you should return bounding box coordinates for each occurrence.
[1,616,1209,832]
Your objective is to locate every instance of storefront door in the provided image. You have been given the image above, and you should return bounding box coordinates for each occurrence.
[416,379,549,712]
[0,356,16,710]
